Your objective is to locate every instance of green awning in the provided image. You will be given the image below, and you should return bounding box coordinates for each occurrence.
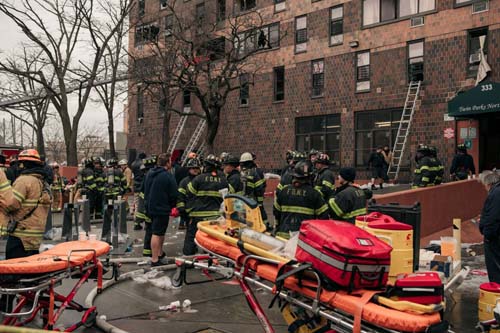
[448,82,500,117]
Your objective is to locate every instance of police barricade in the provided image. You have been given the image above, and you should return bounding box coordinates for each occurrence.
[61,198,91,241]
[368,200,421,271]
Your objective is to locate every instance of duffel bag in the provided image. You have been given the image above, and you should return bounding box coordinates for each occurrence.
[296,220,392,291]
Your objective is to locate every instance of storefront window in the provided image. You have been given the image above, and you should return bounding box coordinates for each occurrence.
[355,110,402,166]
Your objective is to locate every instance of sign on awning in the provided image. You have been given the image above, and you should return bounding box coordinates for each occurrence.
[448,82,500,117]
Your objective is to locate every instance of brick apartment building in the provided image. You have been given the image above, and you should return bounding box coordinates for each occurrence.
[127,0,500,179]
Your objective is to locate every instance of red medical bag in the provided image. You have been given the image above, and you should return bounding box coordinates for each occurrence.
[390,272,444,305]
[295,220,392,290]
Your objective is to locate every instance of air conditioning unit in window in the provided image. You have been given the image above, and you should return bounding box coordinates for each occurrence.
[469,53,481,64]
[138,117,144,124]
[410,16,424,27]
[472,1,488,13]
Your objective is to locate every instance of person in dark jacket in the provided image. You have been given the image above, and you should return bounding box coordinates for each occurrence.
[240,152,268,227]
[429,146,444,185]
[412,144,437,188]
[277,151,306,195]
[183,155,228,255]
[328,167,367,223]
[143,153,178,266]
[177,158,201,230]
[274,160,329,237]
[368,147,388,190]
[139,156,157,257]
[131,152,146,230]
[450,144,476,181]
[313,152,335,200]
[222,154,243,194]
[175,152,197,184]
[479,172,500,283]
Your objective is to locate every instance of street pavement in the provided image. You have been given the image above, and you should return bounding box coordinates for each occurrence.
[0,197,489,333]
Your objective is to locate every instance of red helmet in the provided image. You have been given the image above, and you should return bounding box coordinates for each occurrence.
[18,149,42,164]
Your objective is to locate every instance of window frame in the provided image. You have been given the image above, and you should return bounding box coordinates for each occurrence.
[354,109,403,167]
[407,39,424,83]
[216,0,226,22]
[239,74,250,106]
[356,51,371,92]
[311,59,325,98]
[454,0,485,8]
[237,22,280,55]
[138,0,145,17]
[467,27,488,77]
[273,66,285,102]
[295,114,342,166]
[329,5,344,46]
[137,87,144,121]
[238,0,256,13]
[160,0,168,10]
[135,24,160,47]
[294,15,308,53]
[183,90,191,109]
[362,0,436,27]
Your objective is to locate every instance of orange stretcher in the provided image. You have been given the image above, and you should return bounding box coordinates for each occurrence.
[193,230,447,333]
[0,240,112,332]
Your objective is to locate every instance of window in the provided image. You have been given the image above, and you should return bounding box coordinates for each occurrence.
[135,24,160,46]
[159,98,167,113]
[330,6,343,46]
[273,66,285,101]
[138,0,145,16]
[160,0,168,9]
[217,0,226,22]
[296,115,341,164]
[183,90,191,108]
[295,16,307,53]
[239,0,256,12]
[137,87,144,120]
[199,37,226,61]
[275,0,286,12]
[356,51,370,92]
[408,40,424,82]
[239,74,249,106]
[363,0,435,26]
[237,23,280,55]
[196,3,205,34]
[455,0,485,5]
[164,14,173,36]
[468,28,488,76]
[311,60,325,97]
[354,110,402,166]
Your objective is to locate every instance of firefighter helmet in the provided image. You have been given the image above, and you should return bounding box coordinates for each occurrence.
[185,158,201,169]
[309,149,319,157]
[240,152,254,163]
[107,158,118,167]
[457,143,467,152]
[118,159,128,166]
[204,154,221,168]
[51,162,60,168]
[292,160,313,179]
[18,149,42,164]
[291,151,306,162]
[285,150,294,162]
[315,153,330,165]
[417,144,430,153]
[222,154,239,166]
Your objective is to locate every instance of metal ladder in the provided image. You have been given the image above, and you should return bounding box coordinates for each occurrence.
[387,81,422,180]
[181,118,207,165]
[166,115,188,155]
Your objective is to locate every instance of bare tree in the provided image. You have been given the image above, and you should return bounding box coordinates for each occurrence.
[129,1,282,153]
[77,124,106,160]
[0,47,54,156]
[0,0,132,165]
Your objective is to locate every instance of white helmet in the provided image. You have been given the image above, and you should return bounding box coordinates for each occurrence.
[51,162,59,168]
[118,159,128,166]
[240,152,253,163]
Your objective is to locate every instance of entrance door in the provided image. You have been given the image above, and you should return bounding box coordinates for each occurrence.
[479,113,500,170]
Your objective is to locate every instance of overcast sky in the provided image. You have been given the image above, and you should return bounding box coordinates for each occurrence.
[0,11,126,141]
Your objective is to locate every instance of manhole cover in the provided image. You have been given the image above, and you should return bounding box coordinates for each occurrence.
[193,329,230,333]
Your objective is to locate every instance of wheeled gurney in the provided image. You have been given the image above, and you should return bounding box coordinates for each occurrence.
[0,240,111,331]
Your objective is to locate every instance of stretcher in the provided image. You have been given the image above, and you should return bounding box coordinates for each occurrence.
[0,240,111,332]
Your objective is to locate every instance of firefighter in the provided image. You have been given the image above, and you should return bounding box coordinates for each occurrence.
[413,144,437,188]
[101,158,127,242]
[93,157,106,219]
[308,149,319,167]
[276,151,306,195]
[0,155,7,174]
[119,159,133,214]
[250,152,269,226]
[280,150,294,177]
[328,167,368,223]
[222,154,243,194]
[183,155,228,255]
[177,158,202,231]
[140,156,157,257]
[313,152,335,200]
[78,158,97,212]
[0,160,14,236]
[131,152,147,230]
[273,160,329,237]
[450,144,476,181]
[240,152,269,228]
[6,149,51,259]
[429,146,444,185]
[50,162,64,212]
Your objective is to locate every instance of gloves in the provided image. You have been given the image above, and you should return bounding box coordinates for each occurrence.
[170,207,180,218]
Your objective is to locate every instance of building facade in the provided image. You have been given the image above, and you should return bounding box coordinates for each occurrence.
[127,0,500,179]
